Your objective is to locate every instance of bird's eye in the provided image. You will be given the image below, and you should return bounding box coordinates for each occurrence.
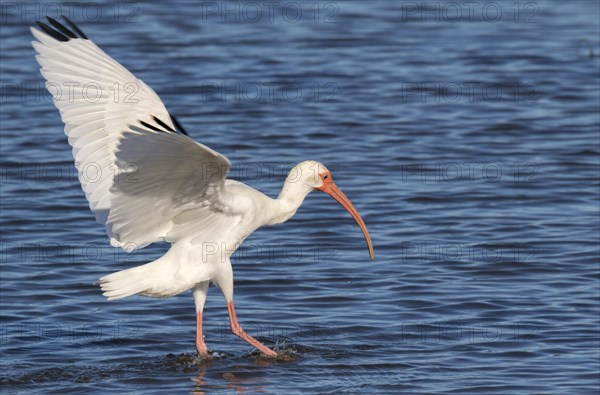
[323,174,328,179]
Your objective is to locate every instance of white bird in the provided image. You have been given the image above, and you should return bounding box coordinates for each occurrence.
[31,16,374,358]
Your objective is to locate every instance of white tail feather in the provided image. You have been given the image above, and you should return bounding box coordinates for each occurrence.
[98,254,195,300]
[99,263,155,300]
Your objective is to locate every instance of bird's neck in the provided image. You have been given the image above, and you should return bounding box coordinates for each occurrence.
[267,179,312,225]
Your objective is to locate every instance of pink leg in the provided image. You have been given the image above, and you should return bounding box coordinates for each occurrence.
[227,301,277,357]
[196,312,211,358]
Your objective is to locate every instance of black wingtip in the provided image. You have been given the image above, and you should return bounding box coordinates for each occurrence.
[140,116,189,136]
[36,21,69,42]
[139,120,163,132]
[61,15,88,39]
[153,116,176,133]
[46,16,77,39]
[171,115,189,136]
[35,16,87,41]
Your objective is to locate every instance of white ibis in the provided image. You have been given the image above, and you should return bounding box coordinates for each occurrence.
[31,16,374,358]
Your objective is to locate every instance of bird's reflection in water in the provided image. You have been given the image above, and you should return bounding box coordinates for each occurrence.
[191,360,274,394]
[189,343,301,393]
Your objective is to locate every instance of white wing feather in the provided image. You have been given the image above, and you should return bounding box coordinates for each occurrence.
[109,128,232,248]
[31,21,234,250]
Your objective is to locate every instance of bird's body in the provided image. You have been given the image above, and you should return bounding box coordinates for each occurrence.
[100,170,312,301]
[32,16,374,358]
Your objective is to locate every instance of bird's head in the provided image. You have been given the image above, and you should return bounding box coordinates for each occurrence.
[287,161,375,260]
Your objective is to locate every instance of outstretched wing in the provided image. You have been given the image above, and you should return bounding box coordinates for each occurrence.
[31,17,233,250]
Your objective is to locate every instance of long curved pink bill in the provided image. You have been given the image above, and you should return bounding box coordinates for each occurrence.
[319,182,375,260]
